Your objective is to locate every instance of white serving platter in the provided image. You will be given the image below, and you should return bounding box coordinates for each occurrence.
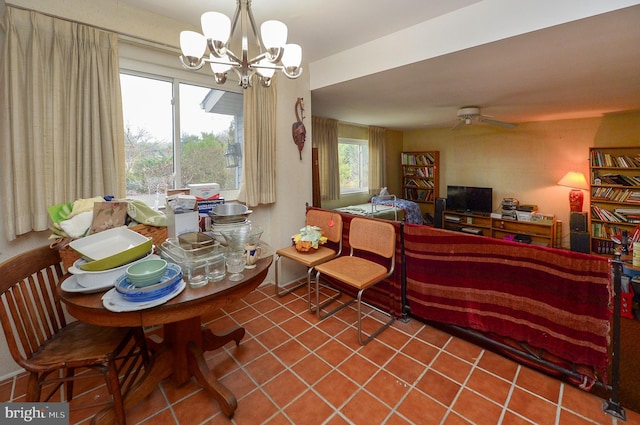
[101,280,186,312]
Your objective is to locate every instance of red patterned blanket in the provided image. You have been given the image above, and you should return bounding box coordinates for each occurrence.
[403,224,612,375]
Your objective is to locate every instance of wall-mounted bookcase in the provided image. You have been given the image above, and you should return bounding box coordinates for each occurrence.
[589,146,640,255]
[401,151,439,205]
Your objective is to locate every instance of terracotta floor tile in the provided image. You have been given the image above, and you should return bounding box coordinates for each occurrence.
[315,339,353,367]
[364,370,410,408]
[516,365,561,403]
[415,370,462,406]
[263,305,298,324]
[415,324,453,348]
[400,337,440,366]
[465,368,512,405]
[384,351,426,385]
[261,369,308,408]
[507,387,558,425]
[441,411,475,425]
[283,388,334,424]
[291,353,332,385]
[251,297,282,314]
[219,368,257,400]
[431,352,473,384]
[396,388,448,424]
[451,388,504,425]
[560,383,617,424]
[295,327,331,351]
[337,353,379,385]
[558,408,608,425]
[255,326,291,350]
[314,370,359,409]
[277,315,312,337]
[499,410,536,424]
[375,326,411,350]
[444,336,484,363]
[233,389,279,423]
[240,315,274,337]
[358,338,397,367]
[340,390,391,425]
[226,336,267,365]
[243,352,286,386]
[476,349,519,382]
[124,385,171,424]
[316,314,352,336]
[271,338,311,366]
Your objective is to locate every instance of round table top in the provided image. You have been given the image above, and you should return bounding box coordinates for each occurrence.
[57,256,273,328]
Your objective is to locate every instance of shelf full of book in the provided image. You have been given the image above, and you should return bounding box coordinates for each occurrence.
[401,151,439,204]
[589,146,640,255]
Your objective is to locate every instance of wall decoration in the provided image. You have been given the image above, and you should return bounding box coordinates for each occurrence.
[292,97,306,160]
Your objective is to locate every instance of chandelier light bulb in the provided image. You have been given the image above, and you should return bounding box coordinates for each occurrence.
[210,58,231,75]
[180,31,206,65]
[260,20,288,50]
[256,58,276,78]
[281,43,302,70]
[201,11,231,44]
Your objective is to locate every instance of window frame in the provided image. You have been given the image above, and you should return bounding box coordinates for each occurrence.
[338,137,369,195]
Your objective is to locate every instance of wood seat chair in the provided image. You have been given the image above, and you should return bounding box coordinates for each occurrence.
[275,209,343,311]
[0,245,149,425]
[314,217,396,345]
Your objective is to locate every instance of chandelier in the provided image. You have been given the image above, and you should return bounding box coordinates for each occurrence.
[179,0,303,89]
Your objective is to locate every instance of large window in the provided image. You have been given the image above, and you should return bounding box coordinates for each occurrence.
[338,138,369,194]
[120,73,243,207]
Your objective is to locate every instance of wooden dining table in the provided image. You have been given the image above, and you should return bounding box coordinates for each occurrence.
[57,256,273,424]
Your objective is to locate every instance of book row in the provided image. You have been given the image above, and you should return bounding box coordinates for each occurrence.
[591,151,640,168]
[401,153,436,166]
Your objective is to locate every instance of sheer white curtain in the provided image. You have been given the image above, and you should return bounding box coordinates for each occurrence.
[0,7,124,240]
[368,126,386,194]
[312,116,339,201]
[240,78,277,207]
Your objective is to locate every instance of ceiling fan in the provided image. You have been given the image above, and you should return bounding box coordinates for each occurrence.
[451,106,517,130]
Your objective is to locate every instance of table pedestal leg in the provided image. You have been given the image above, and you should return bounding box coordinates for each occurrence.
[91,319,246,424]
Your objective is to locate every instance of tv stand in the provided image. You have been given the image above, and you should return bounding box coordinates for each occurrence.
[442,210,557,247]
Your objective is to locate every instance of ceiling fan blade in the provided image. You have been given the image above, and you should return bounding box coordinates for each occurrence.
[451,119,465,131]
[478,117,517,129]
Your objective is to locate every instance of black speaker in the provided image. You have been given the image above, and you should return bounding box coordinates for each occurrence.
[570,231,590,253]
[434,197,446,228]
[569,212,588,232]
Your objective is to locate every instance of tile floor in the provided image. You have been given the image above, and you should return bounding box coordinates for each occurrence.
[1,281,639,425]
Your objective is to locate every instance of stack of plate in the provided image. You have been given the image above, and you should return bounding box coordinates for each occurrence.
[114,263,183,302]
[208,203,252,224]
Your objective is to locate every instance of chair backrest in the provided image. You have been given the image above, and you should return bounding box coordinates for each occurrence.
[0,246,66,369]
[348,217,396,261]
[306,209,343,244]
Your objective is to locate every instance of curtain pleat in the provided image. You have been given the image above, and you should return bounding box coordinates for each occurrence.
[312,116,339,201]
[241,77,277,207]
[368,126,386,194]
[0,7,123,240]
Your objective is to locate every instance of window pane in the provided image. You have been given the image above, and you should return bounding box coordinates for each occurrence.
[339,139,369,194]
[121,74,173,199]
[178,83,242,192]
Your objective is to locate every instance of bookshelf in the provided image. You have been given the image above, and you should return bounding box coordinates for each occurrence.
[589,146,640,255]
[401,151,439,206]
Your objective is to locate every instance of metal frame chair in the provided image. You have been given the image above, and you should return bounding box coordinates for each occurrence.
[314,217,396,345]
[274,209,343,311]
[0,245,149,425]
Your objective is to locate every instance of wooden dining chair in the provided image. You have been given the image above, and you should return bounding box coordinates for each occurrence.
[314,217,396,345]
[0,245,149,425]
[275,209,343,311]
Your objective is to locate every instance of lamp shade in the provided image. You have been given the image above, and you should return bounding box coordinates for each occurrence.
[201,11,231,43]
[260,20,288,50]
[180,31,206,58]
[557,171,589,190]
[281,43,302,68]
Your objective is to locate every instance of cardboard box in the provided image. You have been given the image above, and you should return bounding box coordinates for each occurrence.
[516,211,532,222]
[189,183,220,200]
[196,198,225,215]
[166,194,197,213]
[166,209,199,239]
[531,213,555,225]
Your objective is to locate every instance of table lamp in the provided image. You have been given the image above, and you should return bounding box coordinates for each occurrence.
[557,171,589,212]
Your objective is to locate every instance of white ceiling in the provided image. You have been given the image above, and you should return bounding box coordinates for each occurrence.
[119,0,640,130]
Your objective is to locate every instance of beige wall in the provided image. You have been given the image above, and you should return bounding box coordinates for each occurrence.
[402,110,640,247]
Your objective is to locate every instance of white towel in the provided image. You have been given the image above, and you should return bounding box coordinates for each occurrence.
[59,211,93,238]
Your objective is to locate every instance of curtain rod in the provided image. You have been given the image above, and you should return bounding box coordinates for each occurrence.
[5,3,181,54]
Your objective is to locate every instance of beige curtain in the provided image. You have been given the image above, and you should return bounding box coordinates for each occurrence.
[0,7,124,241]
[312,116,339,200]
[368,126,386,194]
[240,78,277,207]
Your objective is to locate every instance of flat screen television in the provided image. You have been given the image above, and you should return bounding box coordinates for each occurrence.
[446,185,493,214]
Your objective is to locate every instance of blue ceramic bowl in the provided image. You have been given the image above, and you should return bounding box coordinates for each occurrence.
[115,263,182,302]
